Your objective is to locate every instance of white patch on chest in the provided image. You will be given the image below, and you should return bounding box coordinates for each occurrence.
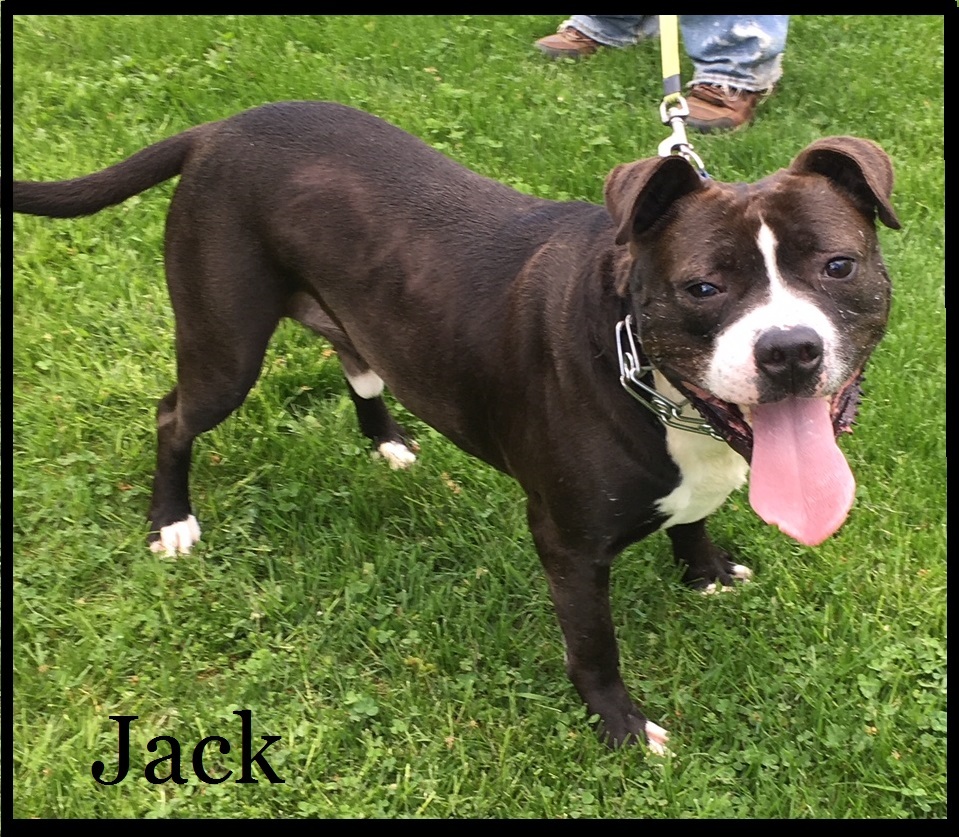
[653,372,749,529]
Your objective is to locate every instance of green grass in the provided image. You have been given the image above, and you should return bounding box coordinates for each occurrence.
[11,14,944,818]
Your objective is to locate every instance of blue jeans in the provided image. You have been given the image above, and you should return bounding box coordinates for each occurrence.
[562,15,788,91]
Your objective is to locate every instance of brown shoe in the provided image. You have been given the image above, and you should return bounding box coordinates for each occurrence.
[535,27,603,60]
[686,83,770,133]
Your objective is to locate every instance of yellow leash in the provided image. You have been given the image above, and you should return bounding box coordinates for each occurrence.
[657,15,707,175]
[659,14,683,103]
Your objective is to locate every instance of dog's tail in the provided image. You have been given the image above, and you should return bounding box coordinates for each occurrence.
[12,128,200,218]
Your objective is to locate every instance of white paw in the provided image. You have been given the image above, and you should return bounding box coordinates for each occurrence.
[150,515,201,556]
[375,441,417,470]
[731,564,753,581]
[644,720,672,757]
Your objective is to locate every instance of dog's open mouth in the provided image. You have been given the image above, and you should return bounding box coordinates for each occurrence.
[677,372,865,547]
[676,371,864,463]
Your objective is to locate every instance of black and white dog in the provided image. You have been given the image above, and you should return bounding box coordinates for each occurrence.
[13,102,899,752]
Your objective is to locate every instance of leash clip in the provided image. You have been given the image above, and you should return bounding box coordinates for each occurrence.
[616,315,721,439]
[658,96,707,176]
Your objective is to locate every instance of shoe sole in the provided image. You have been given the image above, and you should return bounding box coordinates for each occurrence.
[535,44,594,60]
[687,114,755,134]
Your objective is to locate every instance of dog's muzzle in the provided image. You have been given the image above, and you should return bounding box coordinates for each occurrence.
[616,316,865,463]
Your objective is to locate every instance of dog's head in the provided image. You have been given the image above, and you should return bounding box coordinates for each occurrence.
[605,137,900,545]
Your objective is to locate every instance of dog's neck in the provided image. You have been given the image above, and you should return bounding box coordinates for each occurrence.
[615,313,720,441]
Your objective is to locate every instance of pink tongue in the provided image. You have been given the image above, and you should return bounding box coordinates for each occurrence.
[748,397,855,546]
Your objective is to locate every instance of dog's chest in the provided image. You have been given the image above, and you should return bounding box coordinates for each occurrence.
[651,372,749,529]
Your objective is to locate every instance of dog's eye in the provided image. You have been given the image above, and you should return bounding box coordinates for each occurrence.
[824,258,856,279]
[685,281,723,299]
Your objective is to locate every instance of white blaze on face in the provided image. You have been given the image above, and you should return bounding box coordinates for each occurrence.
[704,221,840,407]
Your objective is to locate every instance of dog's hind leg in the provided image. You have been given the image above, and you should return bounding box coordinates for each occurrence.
[148,241,285,555]
[346,382,419,470]
[286,292,418,469]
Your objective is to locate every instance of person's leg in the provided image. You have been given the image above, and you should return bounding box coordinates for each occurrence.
[535,15,657,59]
[566,15,657,47]
[680,15,789,132]
[681,15,788,90]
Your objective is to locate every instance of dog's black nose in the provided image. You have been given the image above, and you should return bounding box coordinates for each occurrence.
[755,326,824,393]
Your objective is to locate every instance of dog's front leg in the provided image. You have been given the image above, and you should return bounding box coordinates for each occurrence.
[666,519,752,593]
[527,498,668,754]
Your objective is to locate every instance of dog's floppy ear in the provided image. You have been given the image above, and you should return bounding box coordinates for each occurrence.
[604,155,705,245]
[790,136,901,230]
